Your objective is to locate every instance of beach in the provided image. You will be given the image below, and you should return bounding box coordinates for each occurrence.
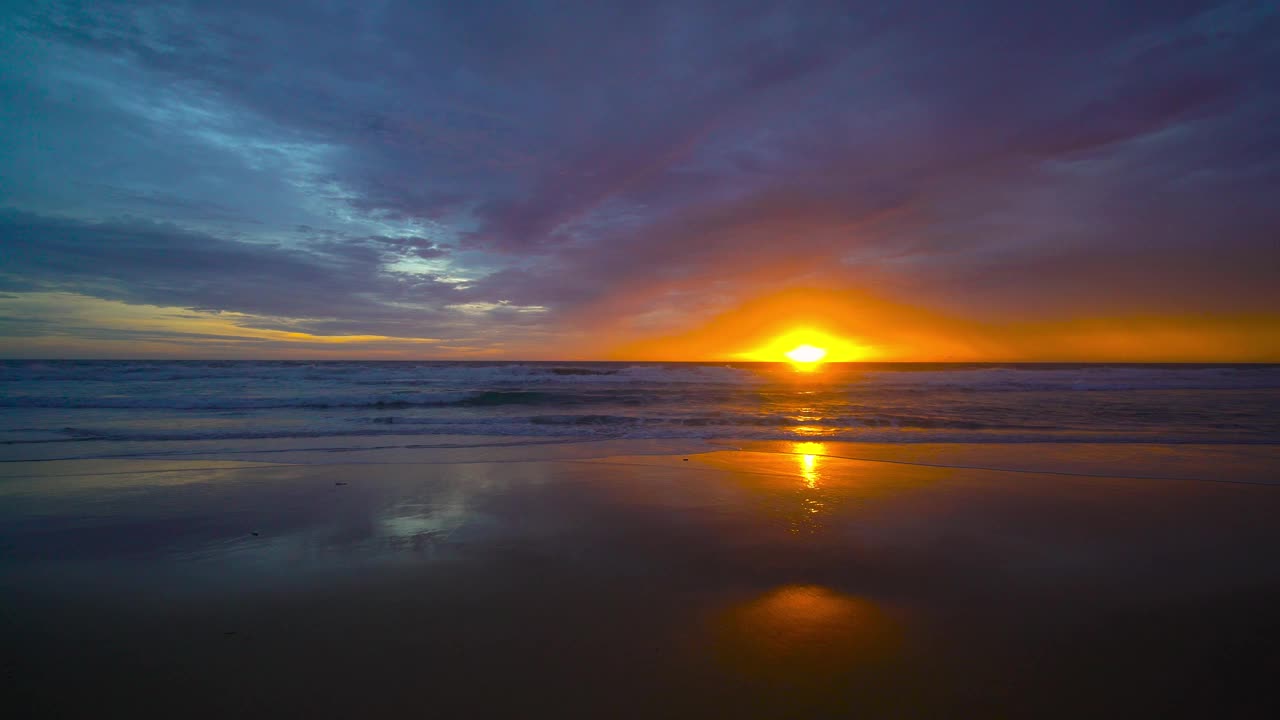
[7,0,1279,713]
[4,440,1279,717]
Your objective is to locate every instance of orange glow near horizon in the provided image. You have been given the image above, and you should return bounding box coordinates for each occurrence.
[609,290,918,362]
[8,288,1273,361]
[607,287,1280,363]
[785,343,827,363]
[785,341,828,372]
[741,327,867,365]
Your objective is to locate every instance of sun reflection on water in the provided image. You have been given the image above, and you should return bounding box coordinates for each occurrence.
[792,425,836,437]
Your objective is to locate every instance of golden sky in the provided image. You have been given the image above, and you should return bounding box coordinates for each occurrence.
[609,289,1280,362]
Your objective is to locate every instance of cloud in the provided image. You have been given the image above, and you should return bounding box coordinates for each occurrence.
[1,0,1277,357]
[367,235,450,260]
[0,210,512,343]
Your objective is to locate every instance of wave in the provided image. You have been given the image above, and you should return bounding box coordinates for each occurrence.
[518,412,1060,430]
[0,388,704,410]
[2,362,1277,452]
[855,366,1280,391]
[4,360,1278,391]
[0,361,759,386]
[2,423,1261,454]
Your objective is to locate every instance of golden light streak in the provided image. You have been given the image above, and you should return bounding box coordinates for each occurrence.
[0,292,443,355]
[794,441,827,489]
[800,453,819,488]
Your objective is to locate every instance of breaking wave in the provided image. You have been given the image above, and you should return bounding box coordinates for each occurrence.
[2,360,1278,452]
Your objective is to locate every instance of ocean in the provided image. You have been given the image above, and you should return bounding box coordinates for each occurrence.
[2,361,1278,461]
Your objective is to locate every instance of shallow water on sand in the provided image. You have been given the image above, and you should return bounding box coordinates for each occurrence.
[3,443,1278,717]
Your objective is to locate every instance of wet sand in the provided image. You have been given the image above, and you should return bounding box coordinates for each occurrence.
[3,443,1279,717]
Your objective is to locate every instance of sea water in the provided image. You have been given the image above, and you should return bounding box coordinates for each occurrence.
[2,361,1277,460]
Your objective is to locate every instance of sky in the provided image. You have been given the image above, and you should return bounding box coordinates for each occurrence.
[1,0,1277,361]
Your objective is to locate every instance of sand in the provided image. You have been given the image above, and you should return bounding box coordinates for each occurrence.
[3,442,1279,717]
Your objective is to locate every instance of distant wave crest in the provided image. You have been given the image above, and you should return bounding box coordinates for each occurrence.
[1,361,1277,451]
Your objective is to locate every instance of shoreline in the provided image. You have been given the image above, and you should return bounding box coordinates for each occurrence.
[5,437,1278,482]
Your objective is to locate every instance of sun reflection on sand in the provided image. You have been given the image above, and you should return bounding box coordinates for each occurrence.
[801,453,818,488]
[791,441,828,529]
[714,585,900,679]
[794,441,826,489]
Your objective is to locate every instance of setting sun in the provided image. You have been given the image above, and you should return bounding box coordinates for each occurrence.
[784,344,828,363]
[730,325,867,365]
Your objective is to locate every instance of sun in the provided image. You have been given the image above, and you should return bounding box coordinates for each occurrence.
[784,344,828,363]
[736,327,868,365]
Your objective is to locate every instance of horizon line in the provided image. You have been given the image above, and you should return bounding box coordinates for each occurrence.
[2,358,1278,365]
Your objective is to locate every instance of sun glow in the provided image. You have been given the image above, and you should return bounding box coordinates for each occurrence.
[739,327,863,368]
[784,344,827,363]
